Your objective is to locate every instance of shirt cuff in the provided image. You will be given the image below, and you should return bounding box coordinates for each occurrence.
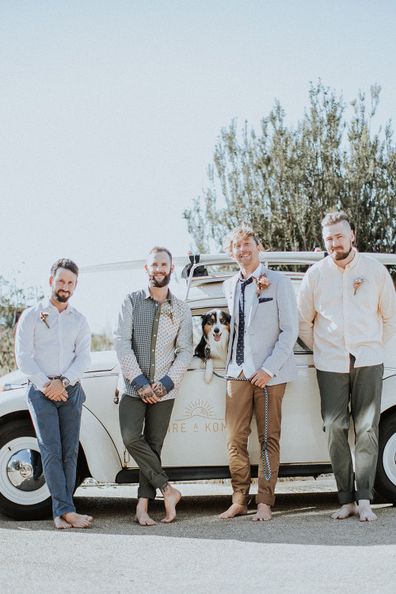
[261,367,273,378]
[159,375,174,394]
[32,374,50,393]
[62,375,77,387]
[132,374,149,389]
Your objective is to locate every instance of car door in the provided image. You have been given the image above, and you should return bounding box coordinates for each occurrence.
[280,341,330,464]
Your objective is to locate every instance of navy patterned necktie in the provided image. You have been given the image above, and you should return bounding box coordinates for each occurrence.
[236,277,253,365]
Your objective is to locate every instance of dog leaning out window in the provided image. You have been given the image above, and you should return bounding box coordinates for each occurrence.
[191,309,231,383]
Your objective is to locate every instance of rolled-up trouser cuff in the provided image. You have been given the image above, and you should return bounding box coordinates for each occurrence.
[356,489,372,502]
[256,494,275,506]
[138,473,169,500]
[138,486,157,500]
[338,490,356,505]
[232,491,249,505]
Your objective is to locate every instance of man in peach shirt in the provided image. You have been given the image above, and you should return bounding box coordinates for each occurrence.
[298,212,396,522]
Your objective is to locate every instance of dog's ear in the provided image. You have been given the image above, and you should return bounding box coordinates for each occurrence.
[222,311,231,325]
[194,336,207,360]
[201,313,207,328]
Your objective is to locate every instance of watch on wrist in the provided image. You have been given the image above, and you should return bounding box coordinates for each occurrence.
[62,377,70,388]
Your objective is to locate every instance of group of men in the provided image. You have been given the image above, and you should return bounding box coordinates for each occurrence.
[15,211,396,529]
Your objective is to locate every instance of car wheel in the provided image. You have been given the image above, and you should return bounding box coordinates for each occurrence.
[375,413,396,504]
[0,418,52,520]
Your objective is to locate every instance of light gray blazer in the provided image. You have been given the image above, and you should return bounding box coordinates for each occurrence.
[223,265,298,386]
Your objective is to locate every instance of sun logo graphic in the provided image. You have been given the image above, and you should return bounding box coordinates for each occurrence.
[176,400,215,421]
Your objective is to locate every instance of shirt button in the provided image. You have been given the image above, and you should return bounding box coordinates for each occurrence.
[152,349,154,352]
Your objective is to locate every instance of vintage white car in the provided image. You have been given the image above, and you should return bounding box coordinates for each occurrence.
[0,252,395,520]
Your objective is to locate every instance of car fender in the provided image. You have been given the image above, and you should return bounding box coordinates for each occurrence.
[381,373,396,414]
[0,387,122,483]
[0,387,28,418]
[80,406,122,482]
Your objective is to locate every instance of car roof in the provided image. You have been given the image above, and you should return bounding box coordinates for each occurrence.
[80,251,395,311]
[183,251,396,308]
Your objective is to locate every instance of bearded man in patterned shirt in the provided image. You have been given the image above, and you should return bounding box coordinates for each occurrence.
[114,247,193,525]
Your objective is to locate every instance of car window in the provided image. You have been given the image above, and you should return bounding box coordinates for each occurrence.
[385,265,396,290]
[192,315,203,349]
[191,309,312,357]
[294,338,312,354]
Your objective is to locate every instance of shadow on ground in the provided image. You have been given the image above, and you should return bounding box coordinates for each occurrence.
[1,492,395,546]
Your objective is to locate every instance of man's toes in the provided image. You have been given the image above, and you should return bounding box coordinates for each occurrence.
[54,517,72,529]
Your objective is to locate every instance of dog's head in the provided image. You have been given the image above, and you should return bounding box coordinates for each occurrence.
[201,309,230,341]
[194,309,231,360]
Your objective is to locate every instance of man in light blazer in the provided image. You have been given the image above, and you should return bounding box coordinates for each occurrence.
[220,225,298,521]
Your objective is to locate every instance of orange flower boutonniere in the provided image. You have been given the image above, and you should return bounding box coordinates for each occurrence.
[353,277,365,295]
[161,302,174,324]
[252,274,271,296]
[40,311,50,329]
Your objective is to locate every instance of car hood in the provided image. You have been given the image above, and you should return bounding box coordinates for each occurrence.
[0,350,118,391]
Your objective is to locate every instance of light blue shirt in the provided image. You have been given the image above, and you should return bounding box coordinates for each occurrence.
[15,299,91,392]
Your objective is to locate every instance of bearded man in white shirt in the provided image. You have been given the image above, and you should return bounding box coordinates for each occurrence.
[15,259,92,529]
[298,212,396,522]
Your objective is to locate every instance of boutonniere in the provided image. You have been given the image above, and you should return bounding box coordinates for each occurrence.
[161,303,174,324]
[252,274,271,296]
[40,311,50,329]
[353,277,365,295]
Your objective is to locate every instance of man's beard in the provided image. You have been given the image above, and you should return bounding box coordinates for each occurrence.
[333,245,353,261]
[53,290,71,303]
[149,272,171,288]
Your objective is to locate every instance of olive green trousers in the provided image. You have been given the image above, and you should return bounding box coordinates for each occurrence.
[317,358,383,504]
[119,395,174,500]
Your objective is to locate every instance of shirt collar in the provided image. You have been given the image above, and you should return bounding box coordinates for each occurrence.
[44,299,74,315]
[328,248,359,271]
[144,287,173,305]
[238,263,262,282]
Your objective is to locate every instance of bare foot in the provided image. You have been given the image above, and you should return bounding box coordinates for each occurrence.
[331,503,358,520]
[252,503,272,521]
[62,512,93,528]
[358,499,377,522]
[135,498,157,526]
[161,484,181,523]
[219,503,247,519]
[54,516,72,529]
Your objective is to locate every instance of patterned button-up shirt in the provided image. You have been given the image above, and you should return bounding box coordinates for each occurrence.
[114,289,193,401]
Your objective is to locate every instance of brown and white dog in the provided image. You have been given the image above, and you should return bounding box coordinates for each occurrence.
[194,309,231,383]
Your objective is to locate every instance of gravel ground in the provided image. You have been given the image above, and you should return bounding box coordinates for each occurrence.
[1,478,395,594]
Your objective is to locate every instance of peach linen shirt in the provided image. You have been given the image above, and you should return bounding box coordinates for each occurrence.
[298,251,396,373]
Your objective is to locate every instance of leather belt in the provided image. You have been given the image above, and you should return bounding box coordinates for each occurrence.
[47,376,80,385]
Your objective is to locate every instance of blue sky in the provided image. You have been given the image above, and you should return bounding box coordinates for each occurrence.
[1,0,395,329]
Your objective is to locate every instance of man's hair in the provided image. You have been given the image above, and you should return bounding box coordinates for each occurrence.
[148,246,173,264]
[50,258,79,277]
[224,224,261,256]
[321,211,351,229]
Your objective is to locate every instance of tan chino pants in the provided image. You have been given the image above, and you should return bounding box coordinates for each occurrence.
[226,380,286,506]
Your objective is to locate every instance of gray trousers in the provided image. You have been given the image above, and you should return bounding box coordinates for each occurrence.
[119,395,174,500]
[317,358,383,504]
[27,383,85,518]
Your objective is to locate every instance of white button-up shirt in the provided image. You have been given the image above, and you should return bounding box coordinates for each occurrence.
[298,251,396,372]
[227,264,273,379]
[15,299,91,391]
